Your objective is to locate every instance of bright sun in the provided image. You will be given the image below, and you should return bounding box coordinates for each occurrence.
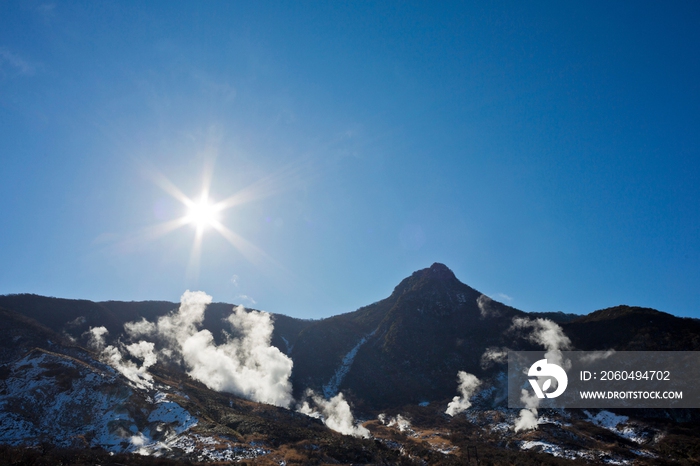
[185,194,219,230]
[148,165,293,281]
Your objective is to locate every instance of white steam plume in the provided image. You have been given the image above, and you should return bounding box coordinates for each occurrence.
[298,390,370,438]
[477,295,501,318]
[155,290,210,355]
[88,291,294,408]
[514,388,541,432]
[480,346,509,369]
[124,318,156,339]
[156,291,293,408]
[445,371,481,416]
[126,341,157,369]
[86,326,109,350]
[102,344,155,389]
[509,317,572,431]
[378,414,412,433]
[510,317,572,369]
[86,326,155,389]
[580,349,616,363]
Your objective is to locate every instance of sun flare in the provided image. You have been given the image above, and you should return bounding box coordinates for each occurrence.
[185,194,219,230]
[145,163,299,281]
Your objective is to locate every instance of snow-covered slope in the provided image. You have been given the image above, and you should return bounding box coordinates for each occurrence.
[0,348,265,461]
[322,329,377,399]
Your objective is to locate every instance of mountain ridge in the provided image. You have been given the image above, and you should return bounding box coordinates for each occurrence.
[2,263,697,407]
[1,264,700,464]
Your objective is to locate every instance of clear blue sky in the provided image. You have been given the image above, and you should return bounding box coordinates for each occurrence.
[1,1,699,319]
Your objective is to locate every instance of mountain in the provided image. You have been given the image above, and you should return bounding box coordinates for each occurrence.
[290,265,700,410]
[0,294,314,357]
[0,306,406,464]
[3,266,699,413]
[2,264,700,464]
[563,305,700,351]
[290,263,528,409]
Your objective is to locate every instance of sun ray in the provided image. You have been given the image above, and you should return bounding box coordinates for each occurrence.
[187,226,204,282]
[199,157,216,199]
[101,217,191,256]
[210,220,282,270]
[140,157,314,283]
[213,157,314,211]
[149,170,197,208]
[141,217,191,241]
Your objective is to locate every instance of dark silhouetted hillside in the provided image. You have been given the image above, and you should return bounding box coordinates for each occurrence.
[563,305,700,351]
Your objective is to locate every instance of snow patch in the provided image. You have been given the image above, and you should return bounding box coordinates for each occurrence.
[280,336,293,355]
[323,329,377,398]
[584,410,649,444]
[148,394,198,434]
[520,440,610,462]
[0,350,202,456]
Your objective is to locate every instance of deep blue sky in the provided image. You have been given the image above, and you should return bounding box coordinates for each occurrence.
[1,1,699,319]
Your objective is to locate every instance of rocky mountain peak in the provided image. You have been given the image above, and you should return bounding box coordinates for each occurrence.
[381,263,486,322]
[390,263,463,297]
[424,262,456,279]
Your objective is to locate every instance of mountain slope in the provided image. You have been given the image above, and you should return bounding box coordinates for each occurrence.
[290,263,527,409]
[3,265,700,464]
[0,307,408,464]
[0,295,313,360]
[4,266,700,414]
[563,305,700,351]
